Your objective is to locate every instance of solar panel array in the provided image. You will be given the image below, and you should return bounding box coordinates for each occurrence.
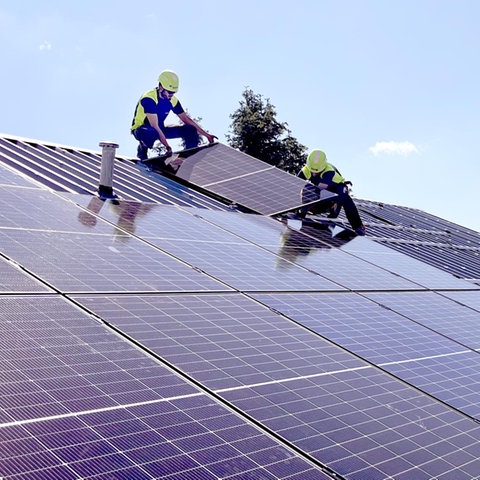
[2,135,480,479]
[355,199,480,284]
[1,134,479,285]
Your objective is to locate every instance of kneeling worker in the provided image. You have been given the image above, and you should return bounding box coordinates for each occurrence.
[298,149,366,236]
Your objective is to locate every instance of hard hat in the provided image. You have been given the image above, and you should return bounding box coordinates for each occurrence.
[158,70,179,92]
[307,150,327,173]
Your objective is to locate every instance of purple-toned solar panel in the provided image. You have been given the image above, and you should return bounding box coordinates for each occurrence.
[0,296,332,479]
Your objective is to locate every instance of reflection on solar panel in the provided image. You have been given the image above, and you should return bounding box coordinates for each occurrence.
[189,209,422,291]
[0,296,329,479]
[143,143,336,215]
[0,229,230,293]
[150,239,343,292]
[72,293,480,479]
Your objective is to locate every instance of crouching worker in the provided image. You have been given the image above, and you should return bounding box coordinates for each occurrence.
[131,69,217,160]
[298,149,366,236]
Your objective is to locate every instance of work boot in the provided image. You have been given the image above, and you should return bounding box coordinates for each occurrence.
[354,225,366,236]
[137,143,148,160]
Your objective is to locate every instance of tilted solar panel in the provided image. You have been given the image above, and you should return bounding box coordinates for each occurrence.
[142,143,336,215]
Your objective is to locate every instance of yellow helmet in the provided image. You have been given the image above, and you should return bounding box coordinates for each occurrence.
[158,70,179,92]
[307,150,327,173]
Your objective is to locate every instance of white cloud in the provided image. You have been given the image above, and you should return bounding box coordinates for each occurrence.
[369,141,419,156]
[39,41,52,51]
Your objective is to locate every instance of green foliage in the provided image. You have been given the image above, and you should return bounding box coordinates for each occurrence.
[226,88,307,173]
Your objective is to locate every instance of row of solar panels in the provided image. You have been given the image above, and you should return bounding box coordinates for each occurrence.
[1,134,479,286]
[2,166,480,478]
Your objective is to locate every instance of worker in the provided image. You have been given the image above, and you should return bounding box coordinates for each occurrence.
[131,70,217,160]
[297,149,366,235]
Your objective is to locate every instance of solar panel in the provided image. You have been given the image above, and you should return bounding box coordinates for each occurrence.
[143,143,336,216]
[0,229,230,293]
[192,209,425,291]
[342,236,479,290]
[0,163,37,187]
[4,133,480,479]
[253,292,480,418]
[0,296,330,480]
[0,256,53,293]
[71,292,480,479]
[364,291,480,350]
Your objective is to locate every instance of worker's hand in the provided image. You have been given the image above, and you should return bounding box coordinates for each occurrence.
[165,145,173,157]
[205,133,218,144]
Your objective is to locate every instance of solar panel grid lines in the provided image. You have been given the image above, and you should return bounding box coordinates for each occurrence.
[0,229,230,294]
[0,256,53,293]
[253,291,480,422]
[0,397,333,480]
[72,292,480,479]
[0,296,332,480]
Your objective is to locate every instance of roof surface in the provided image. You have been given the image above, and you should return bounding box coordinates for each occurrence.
[1,133,480,480]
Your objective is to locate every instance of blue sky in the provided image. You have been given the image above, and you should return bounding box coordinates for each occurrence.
[1,0,479,232]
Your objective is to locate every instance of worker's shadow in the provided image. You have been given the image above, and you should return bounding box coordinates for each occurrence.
[77,197,154,242]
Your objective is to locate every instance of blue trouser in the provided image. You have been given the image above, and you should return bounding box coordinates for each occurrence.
[132,124,200,149]
[301,183,363,230]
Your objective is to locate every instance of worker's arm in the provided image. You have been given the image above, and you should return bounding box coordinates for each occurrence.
[145,113,171,152]
[178,112,217,144]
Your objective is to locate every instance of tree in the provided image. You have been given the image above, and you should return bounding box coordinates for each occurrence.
[226,88,307,173]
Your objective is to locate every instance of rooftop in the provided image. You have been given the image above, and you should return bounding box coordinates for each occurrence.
[1,132,480,480]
